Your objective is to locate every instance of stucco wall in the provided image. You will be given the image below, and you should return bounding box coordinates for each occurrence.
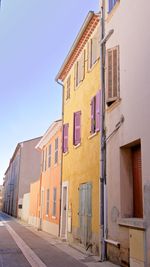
[19,137,41,199]
[21,193,30,222]
[62,22,100,254]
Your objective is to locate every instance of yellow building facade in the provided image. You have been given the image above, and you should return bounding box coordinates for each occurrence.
[56,12,101,254]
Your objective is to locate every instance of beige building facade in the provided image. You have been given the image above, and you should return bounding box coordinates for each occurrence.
[102,0,150,266]
[3,137,42,218]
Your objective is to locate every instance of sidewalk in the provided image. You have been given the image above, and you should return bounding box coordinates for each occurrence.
[18,219,120,267]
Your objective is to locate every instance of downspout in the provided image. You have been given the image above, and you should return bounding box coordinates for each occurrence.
[100,0,106,261]
[56,79,64,237]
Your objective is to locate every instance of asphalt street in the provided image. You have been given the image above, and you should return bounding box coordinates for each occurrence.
[0,212,119,267]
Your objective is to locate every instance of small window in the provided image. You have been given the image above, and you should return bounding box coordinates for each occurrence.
[73,111,81,146]
[46,189,50,215]
[88,27,100,70]
[48,144,51,168]
[91,90,101,134]
[74,50,85,88]
[107,46,119,106]
[52,187,57,217]
[63,124,69,153]
[108,0,117,13]
[55,138,58,164]
[66,76,71,100]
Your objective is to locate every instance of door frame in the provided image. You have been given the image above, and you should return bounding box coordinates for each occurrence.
[60,181,68,239]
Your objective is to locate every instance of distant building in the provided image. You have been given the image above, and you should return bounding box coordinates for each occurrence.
[3,137,42,218]
[29,120,62,237]
[0,185,3,210]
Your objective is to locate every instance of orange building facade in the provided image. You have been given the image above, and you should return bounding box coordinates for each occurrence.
[29,120,62,236]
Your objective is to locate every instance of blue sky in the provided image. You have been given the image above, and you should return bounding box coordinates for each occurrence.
[0,0,99,183]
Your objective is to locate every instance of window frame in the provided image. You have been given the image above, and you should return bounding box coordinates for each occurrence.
[73,111,81,146]
[108,0,118,13]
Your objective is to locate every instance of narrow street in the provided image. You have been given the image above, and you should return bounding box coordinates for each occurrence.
[0,212,117,267]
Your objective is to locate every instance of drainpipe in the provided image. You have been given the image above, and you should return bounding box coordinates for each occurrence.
[56,79,64,237]
[99,0,106,261]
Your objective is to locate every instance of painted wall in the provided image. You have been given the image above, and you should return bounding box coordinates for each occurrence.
[29,179,40,228]
[61,23,101,254]
[19,137,41,200]
[40,125,62,236]
[21,193,30,222]
[104,0,150,266]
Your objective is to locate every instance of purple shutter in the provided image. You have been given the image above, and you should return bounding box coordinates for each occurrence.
[63,124,69,153]
[91,97,95,134]
[96,90,101,132]
[74,111,81,145]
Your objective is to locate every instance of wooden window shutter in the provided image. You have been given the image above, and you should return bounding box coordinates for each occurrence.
[80,50,85,82]
[96,27,100,61]
[108,50,113,99]
[90,96,95,134]
[132,145,143,218]
[66,76,70,100]
[73,111,81,145]
[107,46,119,103]
[63,124,69,153]
[74,62,78,88]
[113,48,118,98]
[87,40,92,71]
[96,90,101,132]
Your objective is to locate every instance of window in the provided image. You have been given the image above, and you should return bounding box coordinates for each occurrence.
[52,187,57,217]
[46,189,50,215]
[44,148,47,171]
[73,111,81,146]
[55,138,58,164]
[120,142,143,219]
[91,90,101,134]
[107,46,119,105]
[108,0,117,13]
[63,124,69,153]
[48,144,51,168]
[88,27,100,70]
[74,50,85,88]
[66,76,71,100]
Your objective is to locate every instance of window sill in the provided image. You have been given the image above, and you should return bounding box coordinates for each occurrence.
[63,151,69,156]
[73,143,81,149]
[88,132,98,140]
[106,98,121,112]
[87,57,100,73]
[65,98,70,104]
[74,80,83,91]
[118,218,146,230]
[106,1,120,22]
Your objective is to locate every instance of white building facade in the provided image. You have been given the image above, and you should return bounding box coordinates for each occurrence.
[103,0,150,266]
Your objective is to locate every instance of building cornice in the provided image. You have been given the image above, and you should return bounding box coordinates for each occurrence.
[55,11,100,82]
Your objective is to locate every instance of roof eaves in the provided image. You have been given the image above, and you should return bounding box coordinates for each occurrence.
[55,11,95,82]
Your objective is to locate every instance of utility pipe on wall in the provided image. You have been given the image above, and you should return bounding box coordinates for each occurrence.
[99,0,106,261]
